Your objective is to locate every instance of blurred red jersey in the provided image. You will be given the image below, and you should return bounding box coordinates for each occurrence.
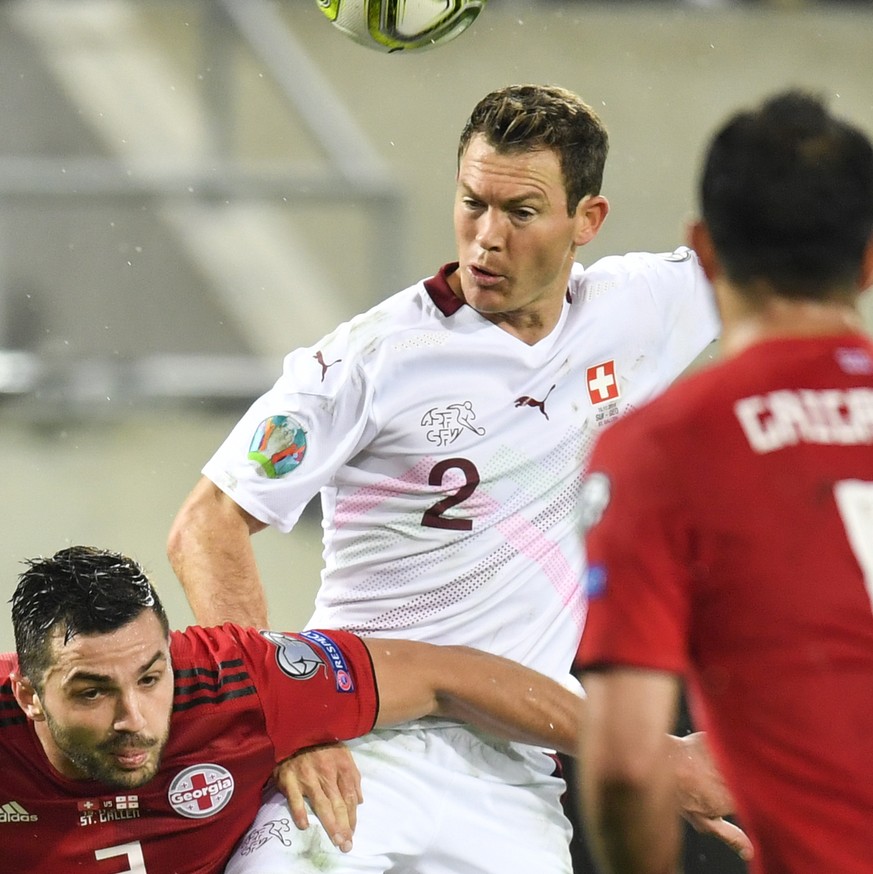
[578,334,873,874]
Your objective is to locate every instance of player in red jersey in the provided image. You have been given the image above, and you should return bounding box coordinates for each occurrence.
[0,545,588,874]
[576,90,873,874]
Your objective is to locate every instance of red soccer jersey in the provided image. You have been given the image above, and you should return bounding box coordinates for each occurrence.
[0,625,377,873]
[576,334,873,874]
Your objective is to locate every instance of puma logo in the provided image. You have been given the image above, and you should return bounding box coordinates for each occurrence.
[514,385,556,420]
[313,350,342,381]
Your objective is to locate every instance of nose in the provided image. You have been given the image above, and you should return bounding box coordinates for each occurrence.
[114,690,147,733]
[475,208,505,251]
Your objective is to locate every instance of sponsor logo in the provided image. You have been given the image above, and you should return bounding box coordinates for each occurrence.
[586,361,619,405]
[0,801,37,823]
[301,630,356,692]
[248,415,307,478]
[313,350,342,381]
[168,764,235,819]
[421,401,485,446]
[514,384,556,420]
[260,631,326,681]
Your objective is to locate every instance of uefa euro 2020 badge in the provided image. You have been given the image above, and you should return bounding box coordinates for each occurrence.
[248,415,307,479]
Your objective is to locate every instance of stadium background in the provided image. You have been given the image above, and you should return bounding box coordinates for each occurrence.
[0,3,870,870]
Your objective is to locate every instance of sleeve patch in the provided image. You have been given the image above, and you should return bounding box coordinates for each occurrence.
[300,630,356,693]
[260,631,325,680]
[248,415,307,479]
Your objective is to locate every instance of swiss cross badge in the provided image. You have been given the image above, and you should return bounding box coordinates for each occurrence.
[586,360,619,404]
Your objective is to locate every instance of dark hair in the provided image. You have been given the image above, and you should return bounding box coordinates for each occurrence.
[700,89,873,298]
[458,84,609,214]
[11,546,169,689]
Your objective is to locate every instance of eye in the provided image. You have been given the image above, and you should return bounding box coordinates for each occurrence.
[139,672,163,689]
[76,688,103,701]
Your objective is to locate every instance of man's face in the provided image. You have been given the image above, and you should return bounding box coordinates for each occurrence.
[452,134,598,331]
[30,611,173,789]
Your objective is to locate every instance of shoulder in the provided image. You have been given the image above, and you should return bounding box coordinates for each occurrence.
[592,358,735,470]
[590,364,708,461]
[571,248,704,300]
[295,270,457,385]
[268,275,443,399]
[327,271,453,349]
[169,625,262,684]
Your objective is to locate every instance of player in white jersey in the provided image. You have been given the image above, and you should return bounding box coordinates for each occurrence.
[169,85,746,873]
[202,252,715,678]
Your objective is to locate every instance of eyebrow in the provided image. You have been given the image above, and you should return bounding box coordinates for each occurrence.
[65,650,167,685]
[458,183,545,207]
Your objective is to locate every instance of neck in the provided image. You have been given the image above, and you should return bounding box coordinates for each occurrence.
[445,269,569,346]
[716,279,864,356]
[484,297,566,345]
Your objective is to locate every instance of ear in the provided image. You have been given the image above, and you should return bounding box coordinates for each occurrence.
[10,672,46,722]
[687,219,720,283]
[573,195,610,247]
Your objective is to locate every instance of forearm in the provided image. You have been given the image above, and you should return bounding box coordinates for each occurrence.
[579,670,682,874]
[365,640,584,754]
[584,773,681,874]
[168,477,269,627]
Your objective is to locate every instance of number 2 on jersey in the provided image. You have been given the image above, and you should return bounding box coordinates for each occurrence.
[834,479,873,613]
[421,458,480,531]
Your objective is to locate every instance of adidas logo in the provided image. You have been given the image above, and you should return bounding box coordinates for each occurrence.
[0,801,38,823]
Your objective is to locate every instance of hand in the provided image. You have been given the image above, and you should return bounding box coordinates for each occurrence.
[272,742,363,853]
[669,731,754,862]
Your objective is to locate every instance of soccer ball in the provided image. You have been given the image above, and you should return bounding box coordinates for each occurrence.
[316,1,488,54]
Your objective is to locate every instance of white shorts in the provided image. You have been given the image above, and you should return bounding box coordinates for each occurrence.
[224,724,574,874]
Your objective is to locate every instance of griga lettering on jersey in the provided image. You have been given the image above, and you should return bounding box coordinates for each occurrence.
[734,387,873,453]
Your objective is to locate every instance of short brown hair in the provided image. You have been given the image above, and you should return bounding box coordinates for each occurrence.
[458,84,609,214]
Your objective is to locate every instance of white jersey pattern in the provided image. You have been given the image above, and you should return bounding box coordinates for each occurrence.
[204,251,718,683]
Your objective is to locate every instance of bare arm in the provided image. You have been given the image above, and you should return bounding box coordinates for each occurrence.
[167,476,270,627]
[275,647,750,857]
[579,668,685,874]
[364,638,584,754]
[274,643,584,853]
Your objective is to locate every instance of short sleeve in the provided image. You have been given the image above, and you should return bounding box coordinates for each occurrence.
[234,626,379,761]
[202,324,376,532]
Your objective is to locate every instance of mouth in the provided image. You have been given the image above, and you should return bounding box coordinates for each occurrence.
[467,263,505,287]
[111,748,151,770]
[103,736,156,771]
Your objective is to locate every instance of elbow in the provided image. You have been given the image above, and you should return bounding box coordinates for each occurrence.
[583,740,669,816]
[167,479,225,569]
[592,748,664,794]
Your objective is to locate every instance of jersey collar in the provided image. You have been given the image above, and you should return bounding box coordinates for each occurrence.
[424,263,464,316]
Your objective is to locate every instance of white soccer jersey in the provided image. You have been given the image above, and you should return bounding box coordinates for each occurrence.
[204,250,718,681]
